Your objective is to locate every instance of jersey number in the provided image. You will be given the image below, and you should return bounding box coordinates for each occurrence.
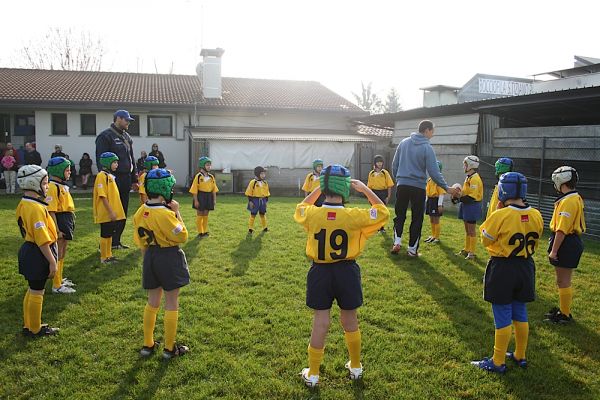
[508,232,539,257]
[314,229,348,261]
[138,227,156,246]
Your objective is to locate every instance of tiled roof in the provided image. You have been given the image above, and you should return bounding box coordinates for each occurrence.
[0,68,363,113]
[356,124,393,137]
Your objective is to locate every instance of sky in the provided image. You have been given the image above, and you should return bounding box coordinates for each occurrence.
[2,0,599,110]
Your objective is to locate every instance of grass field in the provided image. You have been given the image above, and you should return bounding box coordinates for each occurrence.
[0,193,599,400]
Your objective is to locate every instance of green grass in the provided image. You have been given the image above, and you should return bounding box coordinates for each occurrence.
[0,194,599,399]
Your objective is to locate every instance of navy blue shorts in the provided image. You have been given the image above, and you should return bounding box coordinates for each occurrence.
[247,197,268,215]
[484,256,536,304]
[18,241,58,281]
[306,260,363,310]
[193,191,215,211]
[548,233,584,269]
[425,197,442,216]
[100,221,118,238]
[56,212,75,240]
[142,246,190,291]
[372,189,388,205]
[458,202,481,223]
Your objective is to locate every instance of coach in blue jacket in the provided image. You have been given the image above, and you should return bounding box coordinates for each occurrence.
[95,110,139,249]
[390,120,458,256]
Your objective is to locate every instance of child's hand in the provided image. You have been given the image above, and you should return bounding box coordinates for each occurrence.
[193,200,199,209]
[351,179,367,193]
[438,206,443,215]
[170,200,180,212]
[109,211,117,221]
[496,200,504,209]
[48,261,58,279]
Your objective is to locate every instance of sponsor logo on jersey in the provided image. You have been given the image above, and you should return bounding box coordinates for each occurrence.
[370,208,378,219]
[327,212,336,220]
[34,221,45,229]
[521,215,529,223]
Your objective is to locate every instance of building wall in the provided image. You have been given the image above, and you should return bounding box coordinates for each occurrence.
[34,110,191,184]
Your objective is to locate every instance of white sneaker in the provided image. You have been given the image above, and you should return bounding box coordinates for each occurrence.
[62,278,76,287]
[345,361,363,380]
[430,238,440,244]
[52,285,76,294]
[300,368,319,388]
[465,253,476,260]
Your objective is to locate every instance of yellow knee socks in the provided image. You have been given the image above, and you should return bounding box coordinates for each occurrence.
[513,321,529,361]
[52,259,64,289]
[308,345,325,376]
[23,290,30,329]
[196,215,204,234]
[431,223,441,239]
[100,237,112,261]
[559,286,573,316]
[202,215,209,233]
[248,215,256,230]
[143,304,159,348]
[164,310,179,352]
[259,214,267,229]
[492,325,511,366]
[344,330,362,368]
[28,293,44,334]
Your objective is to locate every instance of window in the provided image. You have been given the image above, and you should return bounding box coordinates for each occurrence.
[128,114,140,136]
[80,114,96,136]
[52,113,68,135]
[147,115,172,137]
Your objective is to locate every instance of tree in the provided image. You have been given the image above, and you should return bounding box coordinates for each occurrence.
[352,81,382,114]
[16,28,105,71]
[383,88,402,113]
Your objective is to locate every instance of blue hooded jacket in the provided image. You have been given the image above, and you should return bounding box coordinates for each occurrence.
[391,132,449,190]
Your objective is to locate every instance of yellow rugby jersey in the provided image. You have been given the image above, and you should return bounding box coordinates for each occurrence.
[367,169,394,190]
[189,172,219,194]
[46,180,75,213]
[480,204,543,258]
[138,172,147,195]
[16,196,58,247]
[550,191,586,235]
[486,185,500,220]
[302,172,321,193]
[93,171,126,224]
[294,203,389,263]
[245,179,270,198]
[462,172,484,202]
[426,178,446,198]
[133,203,188,249]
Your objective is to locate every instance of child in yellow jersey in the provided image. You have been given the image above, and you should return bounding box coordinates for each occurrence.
[424,160,446,243]
[367,155,394,233]
[544,166,586,324]
[472,172,543,374]
[190,156,219,238]
[245,166,270,234]
[138,155,159,204]
[16,165,60,337]
[302,159,324,206]
[486,158,513,220]
[457,155,484,260]
[46,157,77,294]
[133,168,190,359]
[294,164,389,388]
[93,152,126,264]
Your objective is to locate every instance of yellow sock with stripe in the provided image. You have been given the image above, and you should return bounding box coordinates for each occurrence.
[196,215,203,234]
[28,293,44,334]
[492,325,511,366]
[52,259,62,289]
[23,290,30,329]
[464,234,470,252]
[249,215,256,229]
[100,237,112,261]
[308,345,325,376]
[344,330,362,368]
[143,304,159,348]
[513,321,529,361]
[202,215,209,233]
[164,310,179,352]
[259,214,267,229]
[559,286,573,316]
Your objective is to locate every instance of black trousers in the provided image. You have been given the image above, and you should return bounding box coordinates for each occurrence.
[113,172,132,246]
[393,185,426,249]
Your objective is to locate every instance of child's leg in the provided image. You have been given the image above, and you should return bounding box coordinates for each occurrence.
[308,309,331,376]
[26,281,47,334]
[511,301,529,361]
[195,210,204,234]
[491,303,512,366]
[556,267,574,315]
[143,288,162,348]
[340,309,361,368]
[201,211,209,233]
[259,213,267,229]
[466,222,477,253]
[463,221,470,251]
[163,288,180,352]
[100,223,113,261]
[248,213,257,230]
[53,238,66,289]
[431,216,440,239]
[23,289,30,329]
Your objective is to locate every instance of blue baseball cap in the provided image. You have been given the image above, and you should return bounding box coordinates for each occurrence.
[114,110,135,121]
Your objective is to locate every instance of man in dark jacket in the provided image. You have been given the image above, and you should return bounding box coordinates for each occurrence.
[24,142,42,165]
[95,110,139,249]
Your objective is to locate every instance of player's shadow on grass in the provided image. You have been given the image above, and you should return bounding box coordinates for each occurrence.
[107,357,170,400]
[403,257,592,398]
[436,241,485,281]
[0,250,141,362]
[230,232,264,276]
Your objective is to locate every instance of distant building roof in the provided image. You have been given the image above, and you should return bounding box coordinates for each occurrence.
[0,68,364,113]
[419,85,461,92]
[355,124,393,138]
